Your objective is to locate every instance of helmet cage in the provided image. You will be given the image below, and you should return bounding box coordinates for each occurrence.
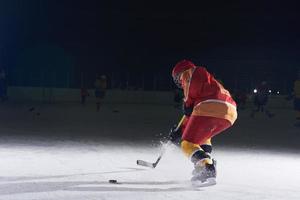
[173,73,182,88]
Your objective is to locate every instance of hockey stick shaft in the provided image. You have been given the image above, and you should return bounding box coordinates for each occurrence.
[174,115,186,132]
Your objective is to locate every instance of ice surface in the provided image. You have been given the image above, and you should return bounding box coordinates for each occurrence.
[0,102,299,200]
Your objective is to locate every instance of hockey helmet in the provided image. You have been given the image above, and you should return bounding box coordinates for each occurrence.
[172,59,196,88]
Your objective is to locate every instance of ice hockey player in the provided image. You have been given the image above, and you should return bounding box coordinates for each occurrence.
[250,81,274,118]
[169,59,237,186]
[94,74,107,111]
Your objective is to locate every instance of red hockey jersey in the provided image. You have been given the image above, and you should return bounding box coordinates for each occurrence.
[180,67,237,124]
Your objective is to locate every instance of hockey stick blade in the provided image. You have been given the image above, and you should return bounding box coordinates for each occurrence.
[137,154,162,168]
[136,160,155,168]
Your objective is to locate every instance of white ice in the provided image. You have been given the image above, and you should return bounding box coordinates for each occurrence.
[0,102,299,200]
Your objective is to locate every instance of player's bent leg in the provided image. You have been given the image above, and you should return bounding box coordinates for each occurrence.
[180,140,212,167]
[181,140,216,185]
[182,116,232,145]
[181,116,233,185]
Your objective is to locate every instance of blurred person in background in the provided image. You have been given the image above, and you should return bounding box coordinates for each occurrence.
[0,67,7,101]
[234,89,248,110]
[293,72,300,121]
[80,86,89,105]
[250,81,274,118]
[94,74,107,111]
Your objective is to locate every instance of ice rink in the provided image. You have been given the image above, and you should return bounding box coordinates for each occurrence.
[0,101,299,200]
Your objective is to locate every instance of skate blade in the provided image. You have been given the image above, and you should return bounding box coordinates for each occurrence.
[191,178,216,187]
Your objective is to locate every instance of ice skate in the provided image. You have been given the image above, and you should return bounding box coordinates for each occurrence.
[191,158,217,187]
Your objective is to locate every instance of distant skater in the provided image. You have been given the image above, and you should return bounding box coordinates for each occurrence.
[250,81,274,118]
[234,89,247,110]
[94,75,107,111]
[293,73,300,122]
[0,67,7,101]
[80,87,89,105]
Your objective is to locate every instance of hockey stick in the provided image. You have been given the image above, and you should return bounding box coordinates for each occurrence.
[137,140,172,168]
[136,116,185,168]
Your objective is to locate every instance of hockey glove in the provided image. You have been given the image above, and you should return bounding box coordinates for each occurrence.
[168,124,182,145]
[183,104,193,117]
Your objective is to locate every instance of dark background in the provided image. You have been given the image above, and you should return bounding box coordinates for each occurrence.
[1,0,300,92]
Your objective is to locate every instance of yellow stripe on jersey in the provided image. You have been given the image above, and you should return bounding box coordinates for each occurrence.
[192,101,238,125]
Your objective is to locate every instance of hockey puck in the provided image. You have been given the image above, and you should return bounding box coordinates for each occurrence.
[109,179,118,184]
